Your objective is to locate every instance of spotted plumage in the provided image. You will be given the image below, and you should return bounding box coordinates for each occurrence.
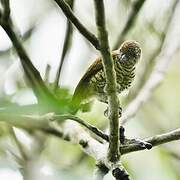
[71,40,141,109]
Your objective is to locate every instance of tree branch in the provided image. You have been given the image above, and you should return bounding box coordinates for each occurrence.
[8,126,28,162]
[0,0,10,22]
[0,113,109,168]
[94,0,120,163]
[53,114,109,141]
[63,121,108,163]
[0,26,35,56]
[121,128,180,155]
[0,112,109,142]
[53,0,100,50]
[54,0,74,90]
[1,24,55,102]
[2,112,180,178]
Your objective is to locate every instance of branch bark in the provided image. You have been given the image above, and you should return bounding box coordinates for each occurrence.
[0,112,109,141]
[0,26,35,57]
[54,0,74,90]
[54,0,100,50]
[0,0,10,22]
[1,112,180,157]
[94,0,120,163]
[52,114,109,141]
[121,128,180,155]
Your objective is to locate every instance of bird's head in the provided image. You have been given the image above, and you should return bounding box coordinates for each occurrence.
[118,40,141,65]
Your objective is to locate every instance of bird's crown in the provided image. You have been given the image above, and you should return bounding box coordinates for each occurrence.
[119,40,141,62]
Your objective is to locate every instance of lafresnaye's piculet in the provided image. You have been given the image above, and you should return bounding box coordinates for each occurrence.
[71,41,152,149]
[71,40,141,113]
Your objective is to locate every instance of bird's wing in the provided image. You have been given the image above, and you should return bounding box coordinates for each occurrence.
[77,51,118,85]
[72,57,102,105]
[72,52,118,105]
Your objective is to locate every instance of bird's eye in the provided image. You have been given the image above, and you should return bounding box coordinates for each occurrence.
[121,54,127,61]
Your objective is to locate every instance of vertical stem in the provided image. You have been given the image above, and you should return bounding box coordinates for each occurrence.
[54,0,74,90]
[94,0,120,162]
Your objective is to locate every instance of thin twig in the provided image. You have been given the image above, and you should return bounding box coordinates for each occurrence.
[113,0,145,49]
[53,114,109,141]
[54,0,74,90]
[121,128,180,155]
[2,112,180,163]
[0,0,10,22]
[8,126,28,161]
[0,26,35,56]
[1,23,56,103]
[0,112,109,141]
[57,114,109,141]
[94,0,120,163]
[1,113,108,166]
[54,0,100,50]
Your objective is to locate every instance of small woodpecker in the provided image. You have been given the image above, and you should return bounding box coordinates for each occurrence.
[71,40,141,112]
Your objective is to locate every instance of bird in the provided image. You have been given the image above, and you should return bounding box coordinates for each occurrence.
[70,42,152,150]
[71,40,141,113]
